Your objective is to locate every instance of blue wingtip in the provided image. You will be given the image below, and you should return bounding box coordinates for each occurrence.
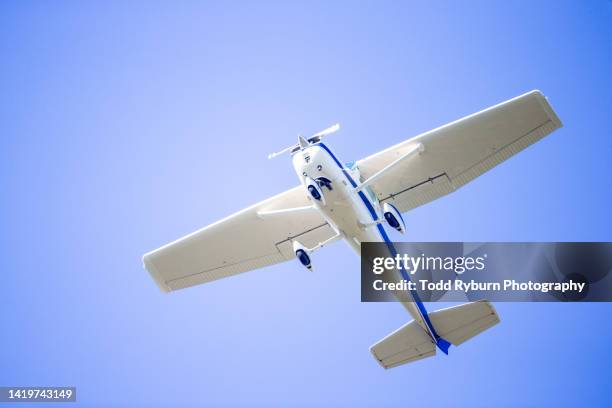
[437,337,452,355]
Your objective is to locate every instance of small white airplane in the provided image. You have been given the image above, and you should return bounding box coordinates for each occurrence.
[143,90,562,368]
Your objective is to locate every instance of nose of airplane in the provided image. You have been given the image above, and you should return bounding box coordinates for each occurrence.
[298,135,310,148]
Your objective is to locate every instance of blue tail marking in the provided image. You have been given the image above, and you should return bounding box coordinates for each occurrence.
[436,337,452,355]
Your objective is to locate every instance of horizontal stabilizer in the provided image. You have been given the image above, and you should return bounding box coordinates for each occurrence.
[370,300,500,369]
[429,300,500,346]
[370,320,436,369]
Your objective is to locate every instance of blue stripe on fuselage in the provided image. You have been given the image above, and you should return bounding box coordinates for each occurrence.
[375,224,446,347]
[313,142,448,352]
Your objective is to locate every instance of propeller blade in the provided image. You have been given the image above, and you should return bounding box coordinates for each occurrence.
[311,123,340,139]
[268,145,297,159]
[268,124,340,159]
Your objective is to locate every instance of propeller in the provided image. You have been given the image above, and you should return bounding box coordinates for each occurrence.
[309,123,340,140]
[268,123,340,159]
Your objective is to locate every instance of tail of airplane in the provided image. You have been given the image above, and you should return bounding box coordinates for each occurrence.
[370,300,500,369]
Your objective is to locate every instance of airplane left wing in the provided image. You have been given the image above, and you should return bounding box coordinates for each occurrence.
[143,186,335,292]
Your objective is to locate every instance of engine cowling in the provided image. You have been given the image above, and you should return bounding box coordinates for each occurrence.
[383,202,406,234]
[293,241,313,270]
[306,177,326,205]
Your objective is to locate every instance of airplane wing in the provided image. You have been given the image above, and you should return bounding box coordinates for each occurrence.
[356,90,562,212]
[143,186,335,292]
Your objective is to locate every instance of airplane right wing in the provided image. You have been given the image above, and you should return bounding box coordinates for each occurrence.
[143,186,335,292]
[356,90,562,212]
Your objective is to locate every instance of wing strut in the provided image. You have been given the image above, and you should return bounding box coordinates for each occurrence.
[355,143,424,193]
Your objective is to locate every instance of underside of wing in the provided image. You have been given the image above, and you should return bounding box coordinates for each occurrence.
[357,90,562,212]
[143,186,335,292]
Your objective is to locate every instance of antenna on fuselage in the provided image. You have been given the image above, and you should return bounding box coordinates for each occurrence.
[267,123,340,159]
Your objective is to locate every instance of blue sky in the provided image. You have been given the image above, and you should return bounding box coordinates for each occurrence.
[1,1,611,407]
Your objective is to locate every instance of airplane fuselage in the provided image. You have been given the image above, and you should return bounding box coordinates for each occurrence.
[291,142,444,346]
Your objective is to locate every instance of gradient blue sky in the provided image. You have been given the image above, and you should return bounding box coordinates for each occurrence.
[1,1,611,407]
